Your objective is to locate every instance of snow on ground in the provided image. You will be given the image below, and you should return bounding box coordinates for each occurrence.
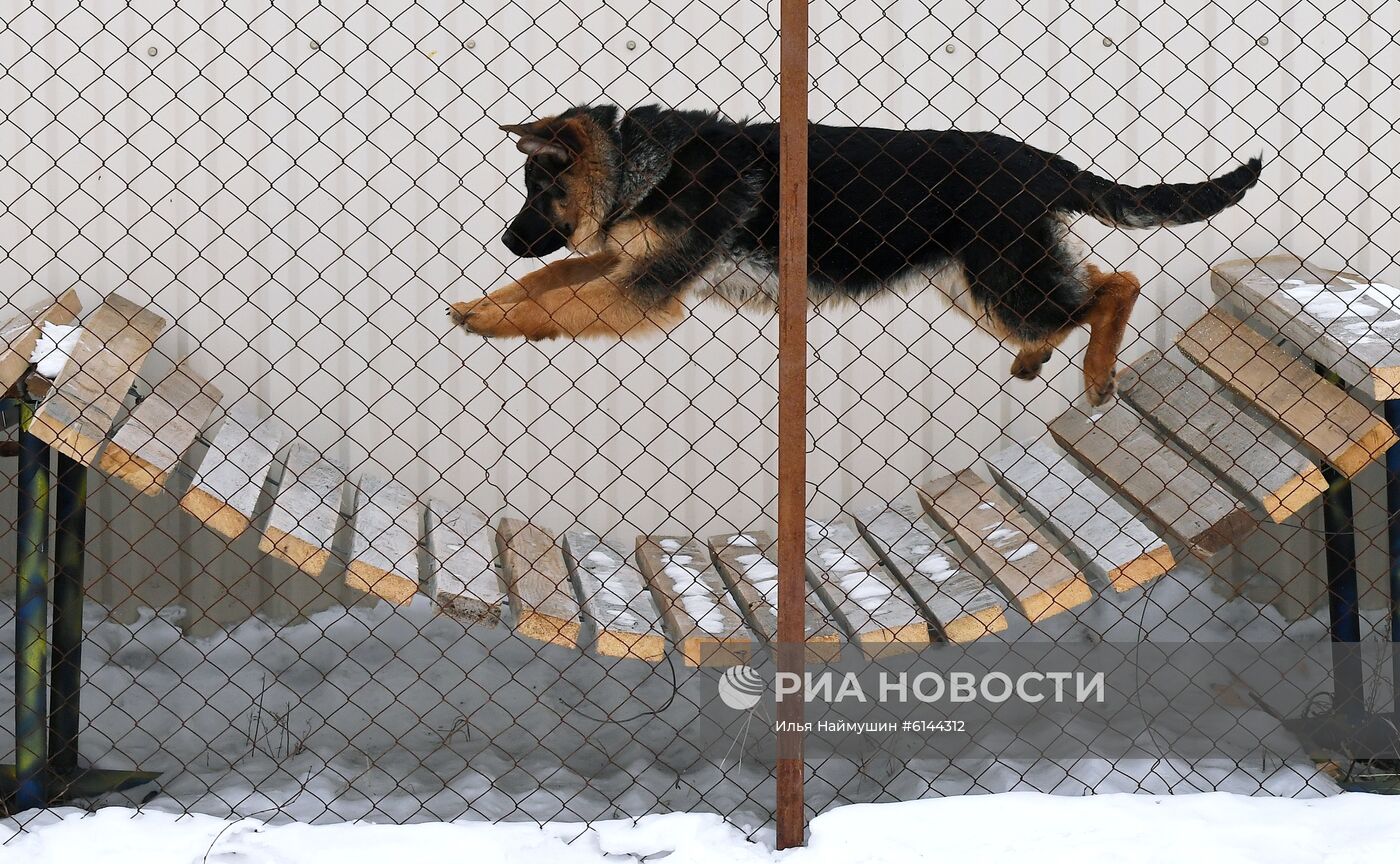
[0,557,1358,828]
[6,792,1400,864]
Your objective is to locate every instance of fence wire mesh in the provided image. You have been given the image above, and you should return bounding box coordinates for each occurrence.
[2,0,1399,836]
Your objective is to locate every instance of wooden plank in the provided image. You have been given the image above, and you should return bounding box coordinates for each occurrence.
[854,503,1008,642]
[708,531,843,659]
[1212,255,1400,400]
[423,500,505,626]
[1177,307,1397,477]
[805,516,931,657]
[917,470,1092,623]
[257,440,352,580]
[985,439,1175,592]
[563,528,668,662]
[96,363,222,498]
[0,288,81,391]
[31,293,167,464]
[1049,401,1257,560]
[635,536,757,667]
[179,406,286,539]
[1120,346,1326,522]
[497,518,582,648]
[342,473,422,605]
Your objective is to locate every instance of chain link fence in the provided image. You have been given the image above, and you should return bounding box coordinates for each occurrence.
[2,0,1398,839]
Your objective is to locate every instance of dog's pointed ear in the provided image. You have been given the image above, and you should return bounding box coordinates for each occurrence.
[614,110,679,214]
[500,119,573,162]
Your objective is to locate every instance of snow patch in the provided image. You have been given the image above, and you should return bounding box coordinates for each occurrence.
[914,551,957,581]
[985,526,1021,545]
[661,555,734,634]
[1006,542,1039,563]
[10,791,1398,864]
[29,322,81,378]
[734,553,778,606]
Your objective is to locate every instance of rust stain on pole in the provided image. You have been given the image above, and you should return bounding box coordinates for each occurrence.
[776,0,808,850]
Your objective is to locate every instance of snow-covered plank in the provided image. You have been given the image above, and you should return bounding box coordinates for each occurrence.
[708,531,843,659]
[342,473,422,605]
[1212,255,1400,400]
[635,535,757,667]
[423,500,504,626]
[97,362,222,498]
[1049,401,1256,560]
[258,440,353,582]
[1120,347,1326,523]
[985,438,1174,592]
[918,470,1091,623]
[179,406,286,539]
[563,528,668,662]
[854,503,1008,642]
[497,518,582,649]
[1177,307,1397,477]
[31,293,167,464]
[0,288,81,391]
[805,516,930,657]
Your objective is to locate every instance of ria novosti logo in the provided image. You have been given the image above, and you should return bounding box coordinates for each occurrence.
[717,665,766,710]
[717,668,1105,709]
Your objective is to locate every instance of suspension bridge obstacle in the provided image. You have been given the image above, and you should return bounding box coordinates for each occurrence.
[6,255,1400,690]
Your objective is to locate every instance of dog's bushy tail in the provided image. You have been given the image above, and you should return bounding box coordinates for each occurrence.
[1067,156,1263,228]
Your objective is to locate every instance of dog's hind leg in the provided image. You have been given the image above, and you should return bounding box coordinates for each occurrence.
[1010,330,1072,381]
[1081,264,1142,406]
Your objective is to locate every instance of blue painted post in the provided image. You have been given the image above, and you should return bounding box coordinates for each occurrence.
[49,452,87,779]
[1320,463,1363,722]
[1317,364,1363,723]
[1385,399,1400,720]
[14,400,51,811]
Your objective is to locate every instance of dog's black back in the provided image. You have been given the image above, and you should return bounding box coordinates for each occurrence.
[543,104,1259,343]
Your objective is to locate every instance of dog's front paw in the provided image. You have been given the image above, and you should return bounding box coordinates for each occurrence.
[448,300,477,326]
[1085,368,1118,406]
[451,297,560,340]
[449,297,516,337]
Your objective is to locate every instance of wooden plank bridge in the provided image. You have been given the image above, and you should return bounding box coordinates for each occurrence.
[5,254,1400,673]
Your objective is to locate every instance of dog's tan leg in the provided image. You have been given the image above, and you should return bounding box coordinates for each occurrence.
[1081,265,1142,406]
[462,276,685,340]
[449,252,618,326]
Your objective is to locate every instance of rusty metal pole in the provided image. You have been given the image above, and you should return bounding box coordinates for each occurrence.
[776,0,808,850]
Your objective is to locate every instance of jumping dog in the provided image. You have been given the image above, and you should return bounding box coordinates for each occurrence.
[450,104,1260,405]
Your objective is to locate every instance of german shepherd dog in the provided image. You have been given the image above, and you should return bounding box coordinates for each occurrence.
[450,104,1260,405]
